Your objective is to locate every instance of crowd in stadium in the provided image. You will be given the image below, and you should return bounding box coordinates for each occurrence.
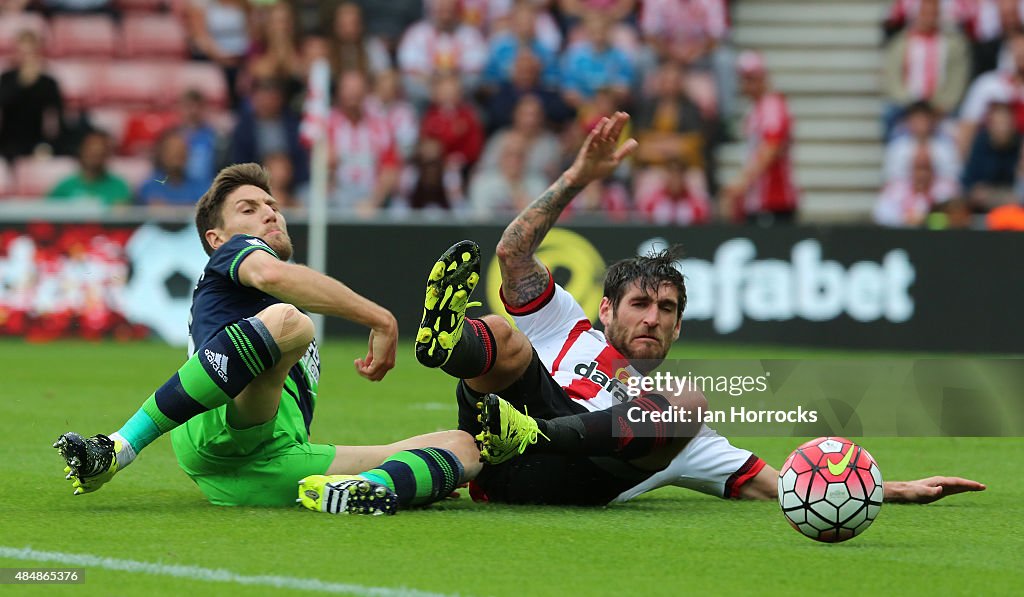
[1,0,1024,228]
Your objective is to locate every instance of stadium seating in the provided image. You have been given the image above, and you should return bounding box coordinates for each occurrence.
[110,156,155,190]
[47,15,118,58]
[12,156,79,198]
[96,61,177,108]
[120,14,188,59]
[0,11,48,56]
[0,160,12,198]
[173,62,229,109]
[121,110,181,154]
[48,60,105,109]
[88,108,131,146]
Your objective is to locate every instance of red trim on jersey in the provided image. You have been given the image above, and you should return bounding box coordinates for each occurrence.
[550,319,592,372]
[468,480,489,502]
[559,342,630,402]
[500,268,556,315]
[724,455,767,499]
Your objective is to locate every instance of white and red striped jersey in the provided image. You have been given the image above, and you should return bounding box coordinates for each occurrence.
[965,0,1024,42]
[325,107,399,208]
[903,32,949,100]
[366,97,419,159]
[397,22,488,78]
[639,0,729,44]
[873,177,958,227]
[960,70,1024,128]
[504,276,639,412]
[636,173,711,226]
[743,92,799,214]
[886,0,973,31]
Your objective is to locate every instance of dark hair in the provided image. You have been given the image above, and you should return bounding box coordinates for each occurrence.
[195,163,271,255]
[905,100,935,117]
[603,245,687,319]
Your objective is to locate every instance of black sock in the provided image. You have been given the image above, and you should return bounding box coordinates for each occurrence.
[535,394,690,459]
[441,318,497,379]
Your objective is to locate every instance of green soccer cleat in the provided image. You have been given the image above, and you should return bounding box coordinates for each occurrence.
[53,433,122,495]
[476,394,549,465]
[297,475,398,516]
[415,240,482,368]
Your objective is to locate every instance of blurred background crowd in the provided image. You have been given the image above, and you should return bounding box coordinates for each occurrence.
[2,0,1024,229]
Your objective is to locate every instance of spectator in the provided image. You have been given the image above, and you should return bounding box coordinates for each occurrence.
[882,0,970,40]
[638,0,734,118]
[229,77,308,185]
[484,48,574,132]
[633,60,705,169]
[366,69,419,160]
[462,0,563,52]
[882,0,969,140]
[263,150,306,207]
[482,0,560,89]
[327,1,392,78]
[398,137,463,211]
[478,94,560,180]
[352,0,424,51]
[558,0,637,27]
[635,159,711,225]
[420,73,485,172]
[325,70,400,215]
[48,130,131,206]
[468,131,548,217]
[884,100,961,183]
[186,0,252,109]
[874,144,958,226]
[559,12,635,109]
[398,0,488,106]
[178,89,221,189]
[0,30,63,163]
[956,33,1024,157]
[962,102,1022,208]
[722,51,800,225]
[138,129,208,207]
[245,1,305,106]
[967,0,1024,77]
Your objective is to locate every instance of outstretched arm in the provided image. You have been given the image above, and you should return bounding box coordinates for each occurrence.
[239,251,398,381]
[739,463,986,504]
[496,112,638,307]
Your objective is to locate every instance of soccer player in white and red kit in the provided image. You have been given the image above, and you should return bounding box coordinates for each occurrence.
[722,51,800,225]
[413,112,984,506]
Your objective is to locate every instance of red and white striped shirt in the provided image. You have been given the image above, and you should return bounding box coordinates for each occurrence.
[325,108,399,208]
[903,31,947,100]
[636,174,711,226]
[743,92,799,214]
[639,0,729,44]
[504,276,639,412]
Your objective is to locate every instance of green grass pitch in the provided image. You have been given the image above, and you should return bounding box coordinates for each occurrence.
[1,339,1020,596]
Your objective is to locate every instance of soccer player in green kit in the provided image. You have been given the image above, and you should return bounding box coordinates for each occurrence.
[55,163,479,514]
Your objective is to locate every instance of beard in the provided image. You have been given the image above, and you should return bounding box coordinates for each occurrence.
[267,233,294,262]
[604,321,671,367]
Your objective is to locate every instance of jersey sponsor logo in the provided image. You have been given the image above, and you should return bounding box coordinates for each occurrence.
[300,340,321,387]
[205,349,229,382]
[245,238,269,248]
[574,360,631,403]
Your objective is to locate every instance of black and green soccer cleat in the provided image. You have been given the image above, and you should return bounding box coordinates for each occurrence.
[297,475,398,516]
[415,240,482,368]
[476,394,549,465]
[53,433,122,495]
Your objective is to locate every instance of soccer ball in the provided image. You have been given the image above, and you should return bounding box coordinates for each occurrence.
[778,437,883,543]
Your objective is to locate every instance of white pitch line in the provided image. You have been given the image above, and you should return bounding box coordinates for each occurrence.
[0,546,458,597]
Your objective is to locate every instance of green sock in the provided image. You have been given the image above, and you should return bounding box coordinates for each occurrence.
[361,448,464,508]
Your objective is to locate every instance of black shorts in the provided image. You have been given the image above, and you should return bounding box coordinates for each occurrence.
[457,349,652,506]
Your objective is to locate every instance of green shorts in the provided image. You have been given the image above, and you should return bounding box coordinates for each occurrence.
[170,388,334,507]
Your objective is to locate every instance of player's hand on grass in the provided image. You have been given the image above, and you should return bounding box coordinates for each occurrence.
[885,476,987,504]
[566,112,638,187]
[354,319,398,381]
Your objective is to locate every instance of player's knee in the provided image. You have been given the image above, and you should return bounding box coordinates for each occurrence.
[480,315,530,361]
[257,303,314,353]
[666,388,708,413]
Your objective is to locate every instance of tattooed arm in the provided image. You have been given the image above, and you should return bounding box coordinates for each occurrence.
[495,112,639,308]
